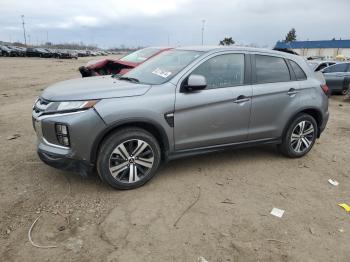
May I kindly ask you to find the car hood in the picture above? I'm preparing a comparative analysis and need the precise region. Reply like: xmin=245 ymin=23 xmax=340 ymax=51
xmin=41 ymin=76 xmax=151 ymax=101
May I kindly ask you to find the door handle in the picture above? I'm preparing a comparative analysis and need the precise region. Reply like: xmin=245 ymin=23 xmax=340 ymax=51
xmin=233 ymin=95 xmax=250 ymax=104
xmin=287 ymin=88 xmax=299 ymax=96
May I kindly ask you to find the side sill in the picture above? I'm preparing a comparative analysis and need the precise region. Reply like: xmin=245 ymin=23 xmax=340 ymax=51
xmin=166 ymin=138 xmax=281 ymax=161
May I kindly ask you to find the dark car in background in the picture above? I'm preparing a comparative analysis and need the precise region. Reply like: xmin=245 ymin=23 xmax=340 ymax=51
xmin=26 ymin=47 xmax=52 ymax=58
xmin=308 ymin=60 xmax=336 ymax=72
xmin=1 ymin=45 xmax=18 ymax=56
xmin=37 ymin=48 xmax=52 ymax=58
xmin=14 ymin=46 xmax=27 ymax=56
xmin=54 ymin=49 xmax=78 ymax=59
xmin=26 ymin=48 xmax=42 ymax=57
xmin=322 ymin=62 xmax=350 ymax=95
xmin=6 ymin=46 xmax=26 ymax=56
xmin=79 ymin=47 xmax=172 ymax=77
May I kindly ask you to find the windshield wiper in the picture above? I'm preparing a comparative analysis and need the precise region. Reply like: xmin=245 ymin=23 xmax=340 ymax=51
xmin=118 ymin=76 xmax=140 ymax=83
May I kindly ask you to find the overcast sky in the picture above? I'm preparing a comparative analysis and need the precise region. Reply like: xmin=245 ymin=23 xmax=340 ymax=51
xmin=0 ymin=0 xmax=349 ymax=48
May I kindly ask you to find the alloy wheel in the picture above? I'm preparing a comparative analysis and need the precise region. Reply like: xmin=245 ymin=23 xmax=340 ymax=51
xmin=290 ymin=120 xmax=315 ymax=153
xmin=109 ymin=139 xmax=154 ymax=183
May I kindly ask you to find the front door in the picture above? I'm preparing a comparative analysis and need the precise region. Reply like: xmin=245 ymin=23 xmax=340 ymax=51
xmin=174 ymin=53 xmax=252 ymax=150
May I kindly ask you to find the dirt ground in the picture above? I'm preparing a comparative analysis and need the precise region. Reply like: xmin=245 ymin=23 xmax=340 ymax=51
xmin=0 ymin=56 xmax=349 ymax=262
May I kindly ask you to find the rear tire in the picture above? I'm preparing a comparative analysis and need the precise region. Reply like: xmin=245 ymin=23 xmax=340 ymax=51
xmin=97 ymin=127 xmax=161 ymax=190
xmin=278 ymin=114 xmax=317 ymax=158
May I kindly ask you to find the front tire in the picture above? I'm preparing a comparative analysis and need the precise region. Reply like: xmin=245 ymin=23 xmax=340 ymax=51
xmin=97 ymin=128 xmax=161 ymax=190
xmin=278 ymin=114 xmax=317 ymax=158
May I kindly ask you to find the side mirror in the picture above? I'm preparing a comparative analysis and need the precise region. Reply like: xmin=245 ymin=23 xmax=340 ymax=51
xmin=183 ymin=74 xmax=207 ymax=92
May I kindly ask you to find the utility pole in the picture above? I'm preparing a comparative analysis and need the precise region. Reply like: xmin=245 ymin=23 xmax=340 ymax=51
xmin=201 ymin=19 xmax=206 ymax=45
xmin=46 ymin=31 xmax=49 ymax=43
xmin=21 ymin=15 xmax=27 ymax=46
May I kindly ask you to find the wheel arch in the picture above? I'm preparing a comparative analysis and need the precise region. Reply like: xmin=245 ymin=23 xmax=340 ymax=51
xmin=90 ymin=118 xmax=170 ymax=164
xmin=283 ymin=107 xmax=323 ymax=139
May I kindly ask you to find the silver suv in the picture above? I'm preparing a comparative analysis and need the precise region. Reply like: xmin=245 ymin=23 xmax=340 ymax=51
xmin=32 ymin=46 xmax=329 ymax=189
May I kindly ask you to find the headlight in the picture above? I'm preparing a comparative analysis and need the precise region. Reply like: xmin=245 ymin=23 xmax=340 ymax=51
xmin=46 ymin=100 xmax=99 ymax=113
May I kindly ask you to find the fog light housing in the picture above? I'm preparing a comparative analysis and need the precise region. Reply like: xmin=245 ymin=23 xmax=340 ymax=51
xmin=55 ymin=123 xmax=70 ymax=147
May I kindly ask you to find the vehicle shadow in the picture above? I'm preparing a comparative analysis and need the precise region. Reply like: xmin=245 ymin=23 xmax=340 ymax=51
xmin=158 ymin=144 xmax=282 ymax=177
xmin=52 ymin=144 xmax=282 ymax=190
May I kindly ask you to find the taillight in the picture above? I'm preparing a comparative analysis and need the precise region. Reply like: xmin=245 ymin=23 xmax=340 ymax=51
xmin=321 ymin=84 xmax=330 ymax=97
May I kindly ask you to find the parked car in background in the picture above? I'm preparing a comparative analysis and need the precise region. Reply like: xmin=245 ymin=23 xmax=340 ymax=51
xmin=14 ymin=46 xmax=27 ymax=56
xmin=77 ymin=50 xmax=89 ymax=57
xmin=5 ymin=46 xmax=26 ymax=56
xmin=308 ymin=60 xmax=336 ymax=71
xmin=1 ymin=45 xmax=17 ymax=56
xmin=79 ymin=47 xmax=172 ymax=77
xmin=69 ymin=50 xmax=78 ymax=59
xmin=26 ymin=48 xmax=42 ymax=57
xmin=52 ymin=49 xmax=75 ymax=59
xmin=322 ymin=62 xmax=350 ymax=95
xmin=37 ymin=48 xmax=52 ymax=58
xmin=33 ymin=46 xmax=329 ymax=190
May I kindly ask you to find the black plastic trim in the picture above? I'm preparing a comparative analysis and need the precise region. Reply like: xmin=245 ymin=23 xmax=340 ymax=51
xmin=167 ymin=138 xmax=281 ymax=161
xmin=38 ymin=150 xmax=93 ymax=177
xmin=90 ymin=118 xmax=170 ymax=163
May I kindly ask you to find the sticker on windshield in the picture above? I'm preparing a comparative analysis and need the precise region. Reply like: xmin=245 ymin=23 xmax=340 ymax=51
xmin=152 ymin=68 xmax=172 ymax=78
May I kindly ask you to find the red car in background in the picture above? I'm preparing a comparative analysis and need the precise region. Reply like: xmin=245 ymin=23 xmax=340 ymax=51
xmin=79 ymin=47 xmax=172 ymax=77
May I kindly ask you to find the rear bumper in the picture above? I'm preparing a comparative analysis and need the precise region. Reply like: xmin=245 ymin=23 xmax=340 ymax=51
xmin=319 ymin=111 xmax=329 ymax=137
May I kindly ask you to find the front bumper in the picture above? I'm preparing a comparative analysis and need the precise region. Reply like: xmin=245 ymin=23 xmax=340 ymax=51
xmin=38 ymin=150 xmax=93 ymax=176
xmin=33 ymin=108 xmax=106 ymax=176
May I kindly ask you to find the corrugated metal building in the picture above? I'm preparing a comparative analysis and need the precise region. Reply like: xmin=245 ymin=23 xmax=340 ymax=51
xmin=275 ymin=39 xmax=350 ymax=59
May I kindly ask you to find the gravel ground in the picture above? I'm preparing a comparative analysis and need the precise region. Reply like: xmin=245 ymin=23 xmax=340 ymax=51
xmin=0 ymin=56 xmax=349 ymax=262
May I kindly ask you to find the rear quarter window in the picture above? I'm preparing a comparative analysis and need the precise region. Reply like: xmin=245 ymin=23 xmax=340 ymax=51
xmin=255 ymin=55 xmax=291 ymax=84
xmin=289 ymin=60 xmax=307 ymax=80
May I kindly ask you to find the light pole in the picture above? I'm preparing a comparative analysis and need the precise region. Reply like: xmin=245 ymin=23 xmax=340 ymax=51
xmin=21 ymin=15 xmax=27 ymax=46
xmin=201 ymin=19 xmax=205 ymax=45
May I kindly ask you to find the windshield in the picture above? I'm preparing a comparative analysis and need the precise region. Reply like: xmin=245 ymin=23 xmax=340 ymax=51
xmin=122 ymin=50 xmax=203 ymax=85
xmin=120 ymin=48 xmax=162 ymax=63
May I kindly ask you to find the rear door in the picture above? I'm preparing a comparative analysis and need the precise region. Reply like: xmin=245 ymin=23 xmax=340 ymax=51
xmin=249 ymin=54 xmax=300 ymax=140
xmin=174 ymin=52 xmax=252 ymax=150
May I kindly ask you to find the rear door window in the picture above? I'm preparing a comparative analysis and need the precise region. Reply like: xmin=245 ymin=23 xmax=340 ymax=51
xmin=289 ymin=60 xmax=307 ymax=80
xmin=255 ymin=55 xmax=290 ymax=83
